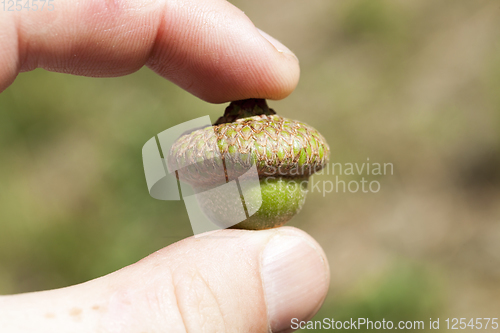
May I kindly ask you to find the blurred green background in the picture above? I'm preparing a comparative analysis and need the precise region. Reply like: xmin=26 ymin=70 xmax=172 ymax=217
xmin=1 ymin=0 xmax=500 ymax=331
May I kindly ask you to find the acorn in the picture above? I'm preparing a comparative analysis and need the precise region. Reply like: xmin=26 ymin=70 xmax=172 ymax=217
xmin=168 ymin=99 xmax=329 ymax=230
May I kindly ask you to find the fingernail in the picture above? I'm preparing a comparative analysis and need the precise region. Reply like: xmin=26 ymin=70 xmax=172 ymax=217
xmin=257 ymin=28 xmax=299 ymax=62
xmin=261 ymin=233 xmax=329 ymax=332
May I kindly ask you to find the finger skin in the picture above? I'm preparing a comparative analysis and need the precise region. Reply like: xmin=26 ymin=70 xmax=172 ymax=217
xmin=0 ymin=0 xmax=299 ymax=103
xmin=0 ymin=227 xmax=329 ymax=333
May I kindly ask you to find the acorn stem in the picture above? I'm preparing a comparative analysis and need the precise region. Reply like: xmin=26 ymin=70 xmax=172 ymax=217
xmin=214 ymin=99 xmax=276 ymax=125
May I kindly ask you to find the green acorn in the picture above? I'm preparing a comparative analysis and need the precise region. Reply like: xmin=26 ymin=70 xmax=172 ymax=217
xmin=168 ymin=99 xmax=329 ymax=230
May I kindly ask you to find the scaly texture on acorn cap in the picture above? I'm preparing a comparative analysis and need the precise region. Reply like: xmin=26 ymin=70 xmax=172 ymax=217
xmin=167 ymin=100 xmax=330 ymax=187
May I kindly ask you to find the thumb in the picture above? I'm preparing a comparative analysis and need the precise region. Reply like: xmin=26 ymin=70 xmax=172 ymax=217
xmin=0 ymin=227 xmax=329 ymax=333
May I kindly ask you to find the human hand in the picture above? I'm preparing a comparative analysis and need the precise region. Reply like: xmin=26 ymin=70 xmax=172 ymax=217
xmin=0 ymin=1 xmax=329 ymax=332
xmin=0 ymin=228 xmax=329 ymax=332
xmin=0 ymin=0 xmax=299 ymax=102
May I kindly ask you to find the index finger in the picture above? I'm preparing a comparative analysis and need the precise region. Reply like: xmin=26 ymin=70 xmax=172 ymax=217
xmin=0 ymin=0 xmax=299 ymax=103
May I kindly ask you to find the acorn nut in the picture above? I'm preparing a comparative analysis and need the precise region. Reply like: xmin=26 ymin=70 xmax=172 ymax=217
xmin=168 ymin=99 xmax=329 ymax=230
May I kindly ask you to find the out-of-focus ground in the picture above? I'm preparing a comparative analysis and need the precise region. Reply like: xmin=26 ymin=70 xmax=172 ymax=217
xmin=1 ymin=0 xmax=500 ymax=331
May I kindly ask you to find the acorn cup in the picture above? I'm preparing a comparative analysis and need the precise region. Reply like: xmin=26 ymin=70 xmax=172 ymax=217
xmin=167 ymin=99 xmax=330 ymax=230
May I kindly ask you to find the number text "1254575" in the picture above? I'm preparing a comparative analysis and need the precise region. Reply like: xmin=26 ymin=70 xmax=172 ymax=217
xmin=2 ymin=0 xmax=55 ymax=11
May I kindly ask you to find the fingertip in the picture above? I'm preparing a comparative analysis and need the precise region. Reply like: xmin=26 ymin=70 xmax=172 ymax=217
xmin=189 ymin=47 xmax=300 ymax=104
xmin=146 ymin=0 xmax=300 ymax=104
xmin=257 ymin=29 xmax=299 ymax=62
xmin=196 ymin=30 xmax=301 ymax=104
xmin=260 ymin=227 xmax=330 ymax=332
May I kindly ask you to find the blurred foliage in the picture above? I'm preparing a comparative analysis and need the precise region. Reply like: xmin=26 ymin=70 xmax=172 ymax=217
xmin=301 ymin=262 xmax=443 ymax=332
xmin=1 ymin=0 xmax=500 ymax=330
xmin=0 ymin=69 xmax=221 ymax=290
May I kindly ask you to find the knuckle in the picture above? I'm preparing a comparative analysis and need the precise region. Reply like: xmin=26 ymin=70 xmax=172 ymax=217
xmin=171 ymin=267 xmax=228 ymax=333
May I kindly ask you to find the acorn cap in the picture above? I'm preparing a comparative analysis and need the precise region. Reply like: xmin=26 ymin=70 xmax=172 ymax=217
xmin=167 ymin=99 xmax=330 ymax=187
